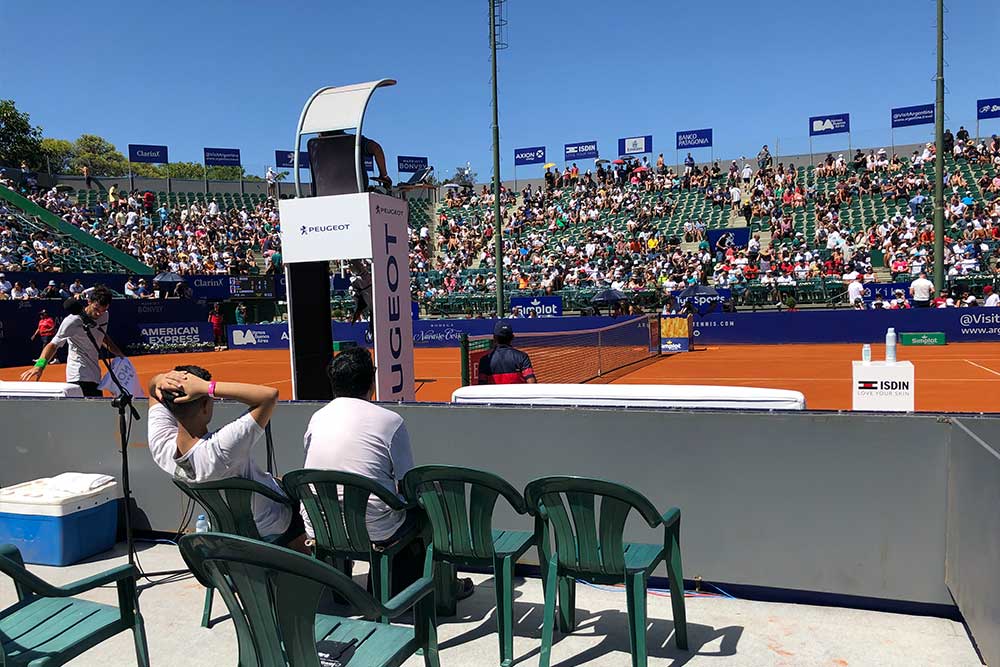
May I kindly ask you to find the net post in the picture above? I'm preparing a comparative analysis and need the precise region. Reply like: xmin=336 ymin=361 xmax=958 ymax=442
xmin=460 ymin=333 xmax=470 ymax=387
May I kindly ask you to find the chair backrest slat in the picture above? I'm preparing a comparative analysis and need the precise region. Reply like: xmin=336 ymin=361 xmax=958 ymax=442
xmin=597 ymin=496 xmax=630 ymax=573
xmin=538 ymin=493 xmax=579 ymax=568
xmin=566 ymin=492 xmax=601 ymax=572
xmin=468 ymin=486 xmax=501 ymax=559
xmin=174 ymin=480 xmax=265 ymax=541
xmin=440 ymin=480 xmax=473 ymax=556
xmin=417 ymin=485 xmax=454 ymax=555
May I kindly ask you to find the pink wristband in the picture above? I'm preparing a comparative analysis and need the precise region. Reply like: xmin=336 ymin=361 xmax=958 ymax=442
xmin=208 ymin=381 xmax=217 ymax=398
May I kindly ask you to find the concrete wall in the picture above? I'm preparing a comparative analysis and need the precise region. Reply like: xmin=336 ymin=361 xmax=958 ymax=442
xmin=0 ymin=398 xmax=956 ymax=607
xmin=946 ymin=418 xmax=1000 ymax=666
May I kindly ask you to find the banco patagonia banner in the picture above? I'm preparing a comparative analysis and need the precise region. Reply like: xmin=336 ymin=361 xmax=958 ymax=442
xmin=274 ymin=150 xmax=311 ymax=169
xmin=203 ymin=147 xmax=241 ymax=167
xmin=676 ymin=129 xmax=713 ymax=150
xmin=618 ymin=135 xmax=653 ymax=156
xmin=564 ymin=141 xmax=599 ymax=161
xmin=397 ymin=156 xmax=428 ymax=173
xmin=891 ymin=104 xmax=934 ymax=129
xmin=510 ymin=296 xmax=563 ymax=317
xmin=514 ymin=146 xmax=546 ymax=166
xmin=977 ymin=97 xmax=1000 ymax=120
xmin=139 ymin=322 xmax=213 ymax=346
xmin=809 ymin=113 xmax=850 ymax=137
xmin=128 ymin=144 xmax=168 ymax=164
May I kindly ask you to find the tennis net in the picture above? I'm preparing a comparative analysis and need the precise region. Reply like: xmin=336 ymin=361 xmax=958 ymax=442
xmin=460 ymin=314 xmax=660 ymax=386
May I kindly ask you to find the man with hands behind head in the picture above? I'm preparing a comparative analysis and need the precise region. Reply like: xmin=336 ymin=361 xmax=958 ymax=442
xmin=147 ymin=366 xmax=306 ymax=550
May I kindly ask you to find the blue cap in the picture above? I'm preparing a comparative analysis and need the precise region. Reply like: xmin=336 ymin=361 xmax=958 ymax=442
xmin=494 ymin=321 xmax=514 ymax=337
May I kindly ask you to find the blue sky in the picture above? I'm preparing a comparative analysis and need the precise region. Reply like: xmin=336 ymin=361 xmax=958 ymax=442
xmin=4 ymin=1 xmax=999 ymax=181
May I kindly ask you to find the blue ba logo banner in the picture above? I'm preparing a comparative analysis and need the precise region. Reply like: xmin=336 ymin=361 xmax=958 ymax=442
xmin=203 ymin=147 xmax=241 ymax=167
xmin=128 ymin=144 xmax=169 ymax=164
xmin=809 ymin=113 xmax=850 ymax=136
xmin=564 ymin=141 xmax=599 ymax=161
xmin=977 ymin=98 xmax=1000 ymax=120
xmin=618 ymin=135 xmax=653 ymax=155
xmin=510 ymin=296 xmax=563 ymax=318
xmin=514 ymin=146 xmax=546 ymax=166
xmin=676 ymin=128 xmax=713 ymax=150
xmin=227 ymin=323 xmax=289 ymax=349
xmin=891 ymin=104 xmax=934 ymax=129
xmin=397 ymin=156 xmax=428 ymax=173
xmin=706 ymin=227 xmax=751 ymax=250
xmin=139 ymin=322 xmax=213 ymax=346
xmin=274 ymin=150 xmax=310 ymax=169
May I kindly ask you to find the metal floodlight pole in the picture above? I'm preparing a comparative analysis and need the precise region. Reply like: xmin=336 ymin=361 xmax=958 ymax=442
xmin=933 ymin=0 xmax=945 ymax=293
xmin=490 ymin=0 xmax=504 ymax=317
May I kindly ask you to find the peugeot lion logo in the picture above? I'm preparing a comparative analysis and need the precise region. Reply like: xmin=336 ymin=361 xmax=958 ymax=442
xmin=300 ymin=225 xmax=307 ymax=235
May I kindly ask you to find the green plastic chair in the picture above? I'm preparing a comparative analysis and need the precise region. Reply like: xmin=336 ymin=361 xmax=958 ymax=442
xmin=282 ymin=469 xmax=424 ymax=623
xmin=179 ymin=533 xmax=439 ymax=667
xmin=0 ymin=544 xmax=149 ymax=666
xmin=524 ymin=476 xmax=688 ymax=667
xmin=403 ymin=465 xmax=536 ymax=667
xmin=173 ymin=477 xmax=301 ymax=627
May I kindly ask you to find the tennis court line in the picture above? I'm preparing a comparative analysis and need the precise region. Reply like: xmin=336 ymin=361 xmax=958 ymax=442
xmin=964 ymin=360 xmax=1000 ymax=377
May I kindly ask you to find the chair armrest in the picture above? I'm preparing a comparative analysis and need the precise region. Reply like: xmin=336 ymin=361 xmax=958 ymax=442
xmin=660 ymin=508 xmax=680 ymax=529
xmin=380 ymin=575 xmax=435 ymax=618
xmin=54 ymin=565 xmax=138 ymax=598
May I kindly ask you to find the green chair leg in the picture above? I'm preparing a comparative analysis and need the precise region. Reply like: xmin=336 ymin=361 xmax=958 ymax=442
xmin=493 ymin=555 xmax=514 ymax=667
xmin=557 ymin=575 xmax=576 ymax=633
xmin=434 ymin=562 xmax=457 ymax=617
xmin=416 ymin=594 xmax=440 ymax=667
xmin=665 ymin=528 xmax=688 ymax=650
xmin=201 ymin=587 xmax=214 ymax=628
xmin=377 ymin=554 xmax=392 ymax=624
xmin=626 ymin=572 xmax=648 ymax=667
xmin=539 ymin=557 xmax=559 ymax=667
xmin=133 ymin=607 xmax=150 ymax=667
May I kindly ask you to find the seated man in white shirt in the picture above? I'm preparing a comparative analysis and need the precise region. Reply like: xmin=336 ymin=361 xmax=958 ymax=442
xmin=303 ymin=348 xmax=472 ymax=599
xmin=147 ymin=365 xmax=306 ymax=550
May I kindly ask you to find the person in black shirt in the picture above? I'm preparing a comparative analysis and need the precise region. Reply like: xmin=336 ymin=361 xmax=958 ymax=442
xmin=477 ymin=322 xmax=537 ymax=385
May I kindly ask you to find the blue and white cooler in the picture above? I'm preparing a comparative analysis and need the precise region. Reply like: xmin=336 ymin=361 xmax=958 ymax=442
xmin=0 ymin=474 xmax=119 ymax=566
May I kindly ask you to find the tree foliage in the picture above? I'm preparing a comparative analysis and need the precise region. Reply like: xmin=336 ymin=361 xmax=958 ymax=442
xmin=0 ymin=100 xmax=44 ymax=169
xmin=444 ymin=164 xmax=477 ymax=187
xmin=40 ymin=138 xmax=74 ymax=173
xmin=71 ymin=134 xmax=129 ymax=176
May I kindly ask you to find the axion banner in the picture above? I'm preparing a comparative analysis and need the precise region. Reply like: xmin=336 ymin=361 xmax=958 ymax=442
xmin=514 ymin=146 xmax=546 ymax=166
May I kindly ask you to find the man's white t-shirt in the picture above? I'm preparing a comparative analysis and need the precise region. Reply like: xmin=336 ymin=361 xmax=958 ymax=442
xmin=147 ymin=404 xmax=292 ymax=538
xmin=910 ymin=277 xmax=934 ymax=301
xmin=986 ymin=293 xmax=1000 ymax=307
xmin=51 ymin=312 xmax=108 ymax=383
xmin=847 ymin=280 xmax=864 ymax=304
xmin=302 ymin=397 xmax=414 ymax=541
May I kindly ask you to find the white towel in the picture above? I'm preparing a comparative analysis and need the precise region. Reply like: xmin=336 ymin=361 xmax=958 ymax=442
xmin=98 ymin=357 xmax=145 ymax=398
xmin=46 ymin=473 xmax=116 ymax=495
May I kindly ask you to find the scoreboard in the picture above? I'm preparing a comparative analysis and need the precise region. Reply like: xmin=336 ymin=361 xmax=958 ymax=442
xmin=228 ymin=276 xmax=274 ymax=299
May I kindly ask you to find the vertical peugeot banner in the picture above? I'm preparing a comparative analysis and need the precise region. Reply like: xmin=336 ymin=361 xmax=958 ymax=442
xmin=370 ymin=194 xmax=415 ymax=401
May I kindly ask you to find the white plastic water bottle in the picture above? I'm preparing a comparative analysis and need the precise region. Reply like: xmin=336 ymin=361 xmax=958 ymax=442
xmin=885 ymin=328 xmax=897 ymax=364
xmin=195 ymin=514 xmax=210 ymax=534
xmin=862 ymin=344 xmax=872 ymax=364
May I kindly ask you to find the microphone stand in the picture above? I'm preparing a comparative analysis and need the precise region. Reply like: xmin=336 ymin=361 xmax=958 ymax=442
xmin=80 ymin=320 xmax=187 ymax=585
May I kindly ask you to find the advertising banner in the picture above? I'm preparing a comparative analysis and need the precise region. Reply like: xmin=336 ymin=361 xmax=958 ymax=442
xmin=139 ymin=322 xmax=214 ymax=346
xmin=364 ymin=155 xmax=374 ymax=171
xmin=274 ymin=150 xmax=311 ymax=169
xmin=278 ymin=193 xmax=374 ymax=263
xmin=660 ymin=315 xmax=692 ymax=353
xmin=706 ymin=228 xmax=751 ymax=251
xmin=369 ymin=193 xmax=415 ymax=401
xmin=692 ymin=309 xmax=1000 ymax=345
xmin=673 ymin=287 xmax=731 ymax=315
xmin=203 ymin=147 xmax=241 ymax=167
xmin=564 ymin=141 xmax=599 ymax=161
xmin=510 ymin=296 xmax=563 ymax=318
xmin=514 ymin=146 xmax=546 ymax=166
xmin=128 ymin=144 xmax=169 ymax=164
xmin=891 ymin=104 xmax=934 ymax=129
xmin=618 ymin=135 xmax=653 ymax=155
xmin=809 ymin=113 xmax=850 ymax=136
xmin=977 ymin=98 xmax=1000 ymax=120
xmin=226 ymin=323 xmax=289 ymax=349
xmin=397 ymin=156 xmax=428 ymax=173
xmin=676 ymin=128 xmax=713 ymax=150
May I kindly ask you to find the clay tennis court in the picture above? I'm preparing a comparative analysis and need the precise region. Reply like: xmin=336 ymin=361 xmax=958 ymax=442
xmin=4 ymin=342 xmax=999 ymax=412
